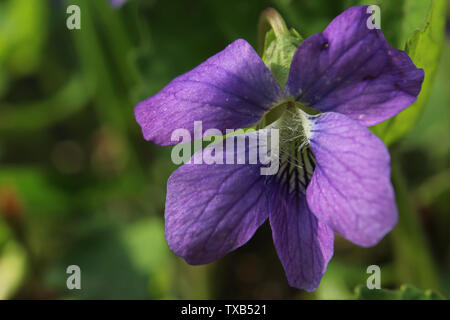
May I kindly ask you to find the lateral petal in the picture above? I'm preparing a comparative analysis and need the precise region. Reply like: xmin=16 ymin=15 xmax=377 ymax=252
xmin=306 ymin=112 xmax=397 ymax=246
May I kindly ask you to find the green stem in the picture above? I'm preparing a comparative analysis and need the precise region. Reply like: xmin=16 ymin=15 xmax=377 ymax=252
xmin=390 ymin=158 xmax=440 ymax=291
xmin=258 ymin=8 xmax=289 ymax=55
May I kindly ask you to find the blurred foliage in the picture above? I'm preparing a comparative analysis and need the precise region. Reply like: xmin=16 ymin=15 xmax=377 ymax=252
xmin=0 ymin=0 xmax=448 ymax=299
xmin=355 ymin=284 xmax=444 ymax=300
xmin=0 ymin=218 xmax=27 ymax=299
xmin=0 ymin=0 xmax=48 ymax=89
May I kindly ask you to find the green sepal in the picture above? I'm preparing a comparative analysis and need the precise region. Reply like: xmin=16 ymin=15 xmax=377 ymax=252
xmin=262 ymin=28 xmax=303 ymax=89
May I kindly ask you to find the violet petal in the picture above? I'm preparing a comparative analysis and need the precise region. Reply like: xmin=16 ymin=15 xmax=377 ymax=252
xmin=285 ymin=5 xmax=424 ymax=126
xmin=135 ymin=39 xmax=283 ymax=146
xmin=269 ymin=190 xmax=334 ymax=291
xmin=165 ymin=131 xmax=270 ymax=264
xmin=306 ymin=112 xmax=397 ymax=246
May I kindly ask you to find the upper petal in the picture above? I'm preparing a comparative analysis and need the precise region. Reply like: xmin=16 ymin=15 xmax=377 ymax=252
xmin=306 ymin=112 xmax=397 ymax=247
xmin=165 ymin=131 xmax=271 ymax=264
xmin=269 ymin=189 xmax=334 ymax=291
xmin=135 ymin=39 xmax=283 ymax=146
xmin=285 ymin=5 xmax=424 ymax=126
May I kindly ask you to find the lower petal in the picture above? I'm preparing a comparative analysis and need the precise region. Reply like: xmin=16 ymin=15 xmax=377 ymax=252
xmin=269 ymin=187 xmax=334 ymax=291
xmin=306 ymin=112 xmax=398 ymax=247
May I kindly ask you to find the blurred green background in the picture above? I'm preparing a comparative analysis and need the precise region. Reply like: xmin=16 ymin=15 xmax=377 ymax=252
xmin=0 ymin=0 xmax=448 ymax=299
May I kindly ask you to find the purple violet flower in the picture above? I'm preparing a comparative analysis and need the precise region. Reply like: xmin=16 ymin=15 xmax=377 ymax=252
xmin=134 ymin=6 xmax=424 ymax=291
xmin=110 ymin=0 xmax=127 ymax=8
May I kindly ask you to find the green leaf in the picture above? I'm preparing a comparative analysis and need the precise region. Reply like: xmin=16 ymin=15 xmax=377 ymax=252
xmin=355 ymin=284 xmax=445 ymax=300
xmin=369 ymin=0 xmax=446 ymax=145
